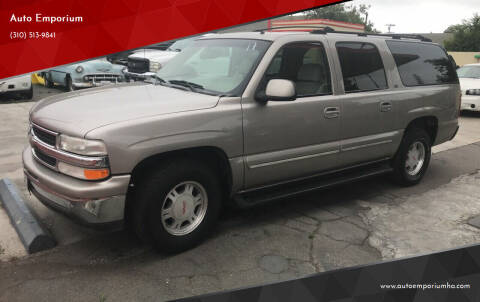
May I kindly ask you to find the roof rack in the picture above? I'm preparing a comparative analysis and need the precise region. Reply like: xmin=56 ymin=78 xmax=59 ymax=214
xmin=310 ymin=27 xmax=432 ymax=42
xmin=254 ymin=25 xmax=333 ymax=32
xmin=253 ymin=25 xmax=432 ymax=42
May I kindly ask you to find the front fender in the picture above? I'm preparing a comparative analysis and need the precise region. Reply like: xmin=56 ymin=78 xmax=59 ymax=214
xmin=85 ymin=97 xmax=244 ymax=175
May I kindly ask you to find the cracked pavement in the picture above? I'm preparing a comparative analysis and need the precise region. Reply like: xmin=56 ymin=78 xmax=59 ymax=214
xmin=1 ymin=92 xmax=480 ymax=301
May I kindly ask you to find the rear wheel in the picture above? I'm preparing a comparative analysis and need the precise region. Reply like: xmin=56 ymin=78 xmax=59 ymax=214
xmin=391 ymin=128 xmax=431 ymax=186
xmin=132 ymin=159 xmax=222 ymax=253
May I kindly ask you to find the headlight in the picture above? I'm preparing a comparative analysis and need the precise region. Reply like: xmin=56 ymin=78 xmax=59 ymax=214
xmin=58 ymin=161 xmax=110 ymax=180
xmin=466 ymin=89 xmax=480 ymax=96
xmin=149 ymin=61 xmax=162 ymax=72
xmin=59 ymin=134 xmax=107 ymax=156
xmin=75 ymin=66 xmax=84 ymax=73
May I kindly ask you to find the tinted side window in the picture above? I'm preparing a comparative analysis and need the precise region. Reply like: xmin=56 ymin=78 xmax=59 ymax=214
xmin=336 ymin=42 xmax=388 ymax=93
xmin=386 ymin=41 xmax=458 ymax=86
xmin=258 ymin=42 xmax=332 ymax=97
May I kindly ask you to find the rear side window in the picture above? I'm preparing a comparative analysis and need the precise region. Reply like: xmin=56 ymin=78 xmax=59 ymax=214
xmin=336 ymin=42 xmax=388 ymax=93
xmin=386 ymin=41 xmax=458 ymax=86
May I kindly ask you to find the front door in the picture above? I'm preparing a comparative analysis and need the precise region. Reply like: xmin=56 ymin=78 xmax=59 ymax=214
xmin=242 ymin=40 xmax=341 ymax=189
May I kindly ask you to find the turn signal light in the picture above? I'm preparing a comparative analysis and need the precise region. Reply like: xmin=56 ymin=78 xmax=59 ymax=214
xmin=57 ymin=161 xmax=110 ymax=180
xmin=84 ymin=169 xmax=110 ymax=180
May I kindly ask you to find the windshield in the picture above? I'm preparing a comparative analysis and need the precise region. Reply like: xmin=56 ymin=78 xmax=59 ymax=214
xmin=167 ymin=38 xmax=196 ymax=52
xmin=156 ymin=39 xmax=271 ymax=95
xmin=457 ymin=65 xmax=480 ymax=78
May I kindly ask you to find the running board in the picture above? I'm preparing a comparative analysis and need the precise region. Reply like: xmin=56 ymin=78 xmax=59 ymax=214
xmin=233 ymin=162 xmax=393 ymax=208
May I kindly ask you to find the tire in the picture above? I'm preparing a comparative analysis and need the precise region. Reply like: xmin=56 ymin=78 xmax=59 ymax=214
xmin=22 ymin=85 xmax=33 ymax=100
xmin=132 ymin=159 xmax=222 ymax=253
xmin=65 ymin=76 xmax=75 ymax=92
xmin=44 ymin=75 xmax=54 ymax=88
xmin=391 ymin=127 xmax=431 ymax=186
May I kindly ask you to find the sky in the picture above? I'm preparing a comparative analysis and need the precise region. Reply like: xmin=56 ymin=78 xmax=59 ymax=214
xmin=347 ymin=0 xmax=478 ymax=33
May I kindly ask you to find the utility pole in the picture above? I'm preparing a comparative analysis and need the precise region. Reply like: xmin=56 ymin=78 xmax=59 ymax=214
xmin=385 ymin=24 xmax=396 ymax=33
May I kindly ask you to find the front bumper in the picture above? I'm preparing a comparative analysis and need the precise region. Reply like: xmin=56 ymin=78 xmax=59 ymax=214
xmin=461 ymin=95 xmax=480 ymax=111
xmin=123 ymin=70 xmax=155 ymax=80
xmin=0 ymin=82 xmax=31 ymax=94
xmin=72 ymin=82 xmax=97 ymax=89
xmin=72 ymin=81 xmax=122 ymax=89
xmin=23 ymin=146 xmax=131 ymax=227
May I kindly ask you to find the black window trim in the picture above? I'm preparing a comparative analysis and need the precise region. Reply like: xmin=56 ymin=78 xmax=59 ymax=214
xmin=256 ymin=40 xmax=334 ymax=99
xmin=385 ymin=39 xmax=459 ymax=88
xmin=335 ymin=41 xmax=390 ymax=94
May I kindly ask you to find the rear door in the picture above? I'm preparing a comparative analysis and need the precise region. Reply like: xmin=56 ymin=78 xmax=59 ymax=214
xmin=329 ymin=39 xmax=399 ymax=167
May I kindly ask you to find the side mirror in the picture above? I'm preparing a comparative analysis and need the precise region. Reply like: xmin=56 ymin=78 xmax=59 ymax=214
xmin=263 ymin=79 xmax=296 ymax=102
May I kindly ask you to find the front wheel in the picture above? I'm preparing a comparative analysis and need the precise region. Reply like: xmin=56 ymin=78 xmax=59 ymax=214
xmin=132 ymin=159 xmax=222 ymax=253
xmin=391 ymin=128 xmax=431 ymax=186
xmin=44 ymin=74 xmax=54 ymax=88
xmin=65 ymin=76 xmax=75 ymax=92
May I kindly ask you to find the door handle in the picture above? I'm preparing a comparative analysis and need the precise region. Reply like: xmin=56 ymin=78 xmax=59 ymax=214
xmin=380 ymin=102 xmax=392 ymax=112
xmin=324 ymin=107 xmax=340 ymax=119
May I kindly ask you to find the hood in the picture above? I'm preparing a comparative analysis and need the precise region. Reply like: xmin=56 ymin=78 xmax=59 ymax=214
xmin=30 ymin=83 xmax=220 ymax=137
xmin=129 ymin=50 xmax=178 ymax=63
xmin=71 ymin=59 xmax=114 ymax=71
xmin=459 ymin=78 xmax=480 ymax=93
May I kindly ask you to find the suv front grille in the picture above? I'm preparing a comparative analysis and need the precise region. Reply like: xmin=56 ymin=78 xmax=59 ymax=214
xmin=128 ymin=57 xmax=149 ymax=73
xmin=32 ymin=125 xmax=57 ymax=146
xmin=33 ymin=147 xmax=57 ymax=167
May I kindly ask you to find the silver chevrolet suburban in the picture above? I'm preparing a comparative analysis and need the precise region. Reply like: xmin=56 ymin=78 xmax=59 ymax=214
xmin=23 ymin=30 xmax=461 ymax=252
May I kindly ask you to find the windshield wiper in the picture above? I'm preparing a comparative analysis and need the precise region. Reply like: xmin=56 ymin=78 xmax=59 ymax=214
xmin=168 ymin=80 xmax=204 ymax=91
xmin=150 ymin=74 xmax=167 ymax=84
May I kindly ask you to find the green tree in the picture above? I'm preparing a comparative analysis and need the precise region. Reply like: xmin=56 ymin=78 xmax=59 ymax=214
xmin=303 ymin=3 xmax=377 ymax=32
xmin=444 ymin=14 xmax=480 ymax=51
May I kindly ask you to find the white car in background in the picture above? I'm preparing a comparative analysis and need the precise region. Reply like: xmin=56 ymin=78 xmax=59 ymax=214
xmin=0 ymin=74 xmax=32 ymax=100
xmin=458 ymin=63 xmax=480 ymax=112
xmin=124 ymin=35 xmax=211 ymax=81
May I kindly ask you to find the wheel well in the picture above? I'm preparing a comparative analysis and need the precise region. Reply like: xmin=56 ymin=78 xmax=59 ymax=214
xmin=405 ymin=116 xmax=438 ymax=144
xmin=125 ymin=147 xmax=233 ymax=221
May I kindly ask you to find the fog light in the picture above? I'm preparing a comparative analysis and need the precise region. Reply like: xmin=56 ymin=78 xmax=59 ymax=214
xmin=84 ymin=199 xmax=102 ymax=216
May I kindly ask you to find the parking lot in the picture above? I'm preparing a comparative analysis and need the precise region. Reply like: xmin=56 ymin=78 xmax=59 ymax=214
xmin=1 ymin=84 xmax=480 ymax=301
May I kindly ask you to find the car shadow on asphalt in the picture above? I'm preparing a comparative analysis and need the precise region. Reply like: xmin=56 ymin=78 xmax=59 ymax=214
xmin=35 ymin=174 xmax=395 ymax=264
